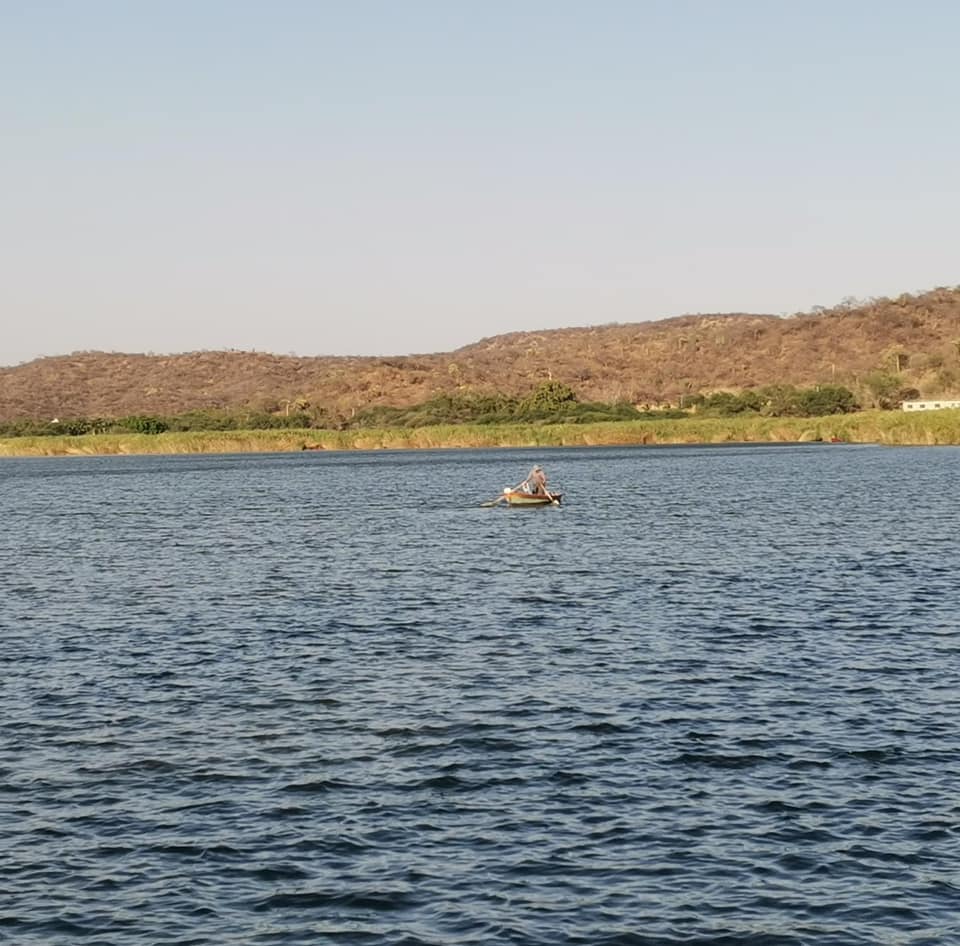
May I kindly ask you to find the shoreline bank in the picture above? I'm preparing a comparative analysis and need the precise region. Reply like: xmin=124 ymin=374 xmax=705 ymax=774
xmin=1 ymin=411 xmax=959 ymax=457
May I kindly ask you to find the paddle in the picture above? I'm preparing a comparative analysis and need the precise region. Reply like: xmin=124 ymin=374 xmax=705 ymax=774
xmin=480 ymin=492 xmax=507 ymax=507
xmin=482 ymin=478 xmax=524 ymax=507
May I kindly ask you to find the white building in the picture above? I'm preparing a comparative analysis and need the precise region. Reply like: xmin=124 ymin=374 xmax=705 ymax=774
xmin=902 ymin=400 xmax=960 ymax=412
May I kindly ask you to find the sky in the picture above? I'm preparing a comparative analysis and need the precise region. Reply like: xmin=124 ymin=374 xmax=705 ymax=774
xmin=3 ymin=1 xmax=959 ymax=366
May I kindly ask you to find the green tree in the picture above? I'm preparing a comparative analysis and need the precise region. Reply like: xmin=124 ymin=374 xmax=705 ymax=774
xmin=862 ymin=372 xmax=901 ymax=409
xmin=116 ymin=415 xmax=169 ymax=434
xmin=757 ymin=384 xmax=803 ymax=416
xmin=701 ymin=391 xmax=751 ymax=415
xmin=795 ymin=385 xmax=858 ymax=416
xmin=520 ymin=381 xmax=578 ymax=414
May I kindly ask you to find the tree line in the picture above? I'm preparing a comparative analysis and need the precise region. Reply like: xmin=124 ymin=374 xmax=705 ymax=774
xmin=0 ymin=381 xmax=866 ymax=438
xmin=687 ymin=384 xmax=859 ymax=416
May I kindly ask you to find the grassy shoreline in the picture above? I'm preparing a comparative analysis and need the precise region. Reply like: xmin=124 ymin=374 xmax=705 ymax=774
xmin=1 ymin=410 xmax=959 ymax=457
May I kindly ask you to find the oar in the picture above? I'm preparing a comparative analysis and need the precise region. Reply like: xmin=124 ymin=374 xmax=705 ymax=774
xmin=482 ymin=481 xmax=524 ymax=507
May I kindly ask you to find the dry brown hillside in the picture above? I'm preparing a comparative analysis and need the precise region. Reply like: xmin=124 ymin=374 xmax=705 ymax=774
xmin=2 ymin=287 xmax=959 ymax=422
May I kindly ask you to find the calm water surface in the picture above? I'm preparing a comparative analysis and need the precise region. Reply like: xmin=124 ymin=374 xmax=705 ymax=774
xmin=1 ymin=444 xmax=958 ymax=945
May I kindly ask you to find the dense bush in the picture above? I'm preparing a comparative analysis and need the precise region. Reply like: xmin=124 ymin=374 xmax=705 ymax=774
xmin=0 ymin=381 xmax=864 ymax=440
xmin=697 ymin=384 xmax=859 ymax=417
xmin=794 ymin=385 xmax=859 ymax=416
xmin=520 ymin=381 xmax=578 ymax=413
xmin=113 ymin=415 xmax=169 ymax=434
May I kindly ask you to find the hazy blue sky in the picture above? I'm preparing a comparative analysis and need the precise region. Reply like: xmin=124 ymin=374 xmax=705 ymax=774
xmin=3 ymin=1 xmax=958 ymax=365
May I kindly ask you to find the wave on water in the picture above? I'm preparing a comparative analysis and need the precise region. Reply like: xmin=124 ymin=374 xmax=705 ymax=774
xmin=2 ymin=446 xmax=959 ymax=945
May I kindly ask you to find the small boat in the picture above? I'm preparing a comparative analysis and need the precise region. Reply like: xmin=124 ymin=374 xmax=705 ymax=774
xmin=502 ymin=489 xmax=561 ymax=506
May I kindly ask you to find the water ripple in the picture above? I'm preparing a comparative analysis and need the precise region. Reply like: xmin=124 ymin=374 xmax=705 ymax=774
xmin=2 ymin=446 xmax=959 ymax=945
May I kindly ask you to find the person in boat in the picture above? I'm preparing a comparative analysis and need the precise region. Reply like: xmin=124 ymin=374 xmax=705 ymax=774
xmin=519 ymin=464 xmax=549 ymax=495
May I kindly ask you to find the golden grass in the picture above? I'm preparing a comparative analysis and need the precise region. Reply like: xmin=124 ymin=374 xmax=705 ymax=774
xmin=3 ymin=410 xmax=960 ymax=457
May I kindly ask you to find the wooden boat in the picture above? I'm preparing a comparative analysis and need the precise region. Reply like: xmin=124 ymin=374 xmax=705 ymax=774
xmin=502 ymin=489 xmax=561 ymax=506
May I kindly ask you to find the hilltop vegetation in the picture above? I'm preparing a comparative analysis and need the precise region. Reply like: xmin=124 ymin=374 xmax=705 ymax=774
xmin=2 ymin=287 xmax=959 ymax=424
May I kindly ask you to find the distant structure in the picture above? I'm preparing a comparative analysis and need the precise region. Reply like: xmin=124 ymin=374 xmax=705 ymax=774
xmin=901 ymin=400 xmax=960 ymax=412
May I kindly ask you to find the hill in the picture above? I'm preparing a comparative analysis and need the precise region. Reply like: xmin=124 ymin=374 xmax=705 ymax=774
xmin=2 ymin=287 xmax=959 ymax=423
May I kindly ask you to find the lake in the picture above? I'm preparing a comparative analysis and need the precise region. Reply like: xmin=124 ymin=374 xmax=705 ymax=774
xmin=2 ymin=443 xmax=958 ymax=945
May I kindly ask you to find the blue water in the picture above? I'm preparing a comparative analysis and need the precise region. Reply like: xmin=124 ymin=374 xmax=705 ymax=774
xmin=2 ymin=443 xmax=958 ymax=945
